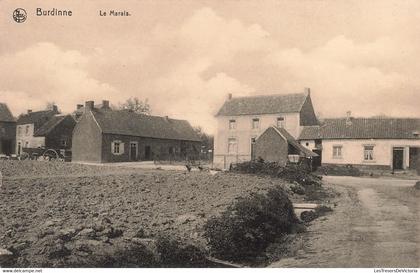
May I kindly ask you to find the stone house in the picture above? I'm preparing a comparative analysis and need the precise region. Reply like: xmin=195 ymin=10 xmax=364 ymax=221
xmin=254 ymin=126 xmax=318 ymax=166
xmin=299 ymin=115 xmax=420 ymax=171
xmin=72 ymin=101 xmax=201 ymax=163
xmin=0 ymin=103 xmax=16 ymax=156
xmin=213 ymin=88 xmax=319 ymax=169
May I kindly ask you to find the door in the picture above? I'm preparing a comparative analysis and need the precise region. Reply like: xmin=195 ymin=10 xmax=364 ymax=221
xmin=145 ymin=146 xmax=152 ymax=160
xmin=393 ymin=148 xmax=404 ymax=170
xmin=129 ymin=142 xmax=138 ymax=161
xmin=250 ymin=137 xmax=256 ymax=160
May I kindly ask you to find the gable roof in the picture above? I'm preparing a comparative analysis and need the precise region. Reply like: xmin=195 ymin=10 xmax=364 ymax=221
xmin=34 ymin=115 xmax=68 ymax=137
xmin=17 ymin=109 xmax=59 ymax=129
xmin=216 ymin=92 xmax=308 ymax=116
xmin=90 ymin=109 xmax=201 ymax=142
xmin=260 ymin=126 xmax=318 ymax=157
xmin=299 ymin=118 xmax=420 ymax=140
xmin=0 ymin=103 xmax=15 ymax=122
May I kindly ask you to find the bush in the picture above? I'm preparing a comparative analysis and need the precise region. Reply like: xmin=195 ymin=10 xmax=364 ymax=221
xmin=230 ymin=161 xmax=322 ymax=187
xmin=203 ymin=186 xmax=299 ymax=262
xmin=317 ymin=164 xmax=362 ymax=176
xmin=155 ymin=236 xmax=208 ymax=267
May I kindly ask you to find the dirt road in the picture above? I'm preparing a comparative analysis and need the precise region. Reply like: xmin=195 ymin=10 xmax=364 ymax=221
xmin=270 ymin=176 xmax=419 ymax=268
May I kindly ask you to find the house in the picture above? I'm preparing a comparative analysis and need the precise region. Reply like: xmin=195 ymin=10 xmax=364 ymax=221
xmin=213 ymin=88 xmax=319 ymax=169
xmin=0 ymin=103 xmax=16 ymax=156
xmin=254 ymin=126 xmax=318 ymax=167
xmin=72 ymin=101 xmax=201 ymax=163
xmin=299 ymin=114 xmax=420 ymax=171
xmin=15 ymin=106 xmax=60 ymax=154
xmin=33 ymin=114 xmax=77 ymax=151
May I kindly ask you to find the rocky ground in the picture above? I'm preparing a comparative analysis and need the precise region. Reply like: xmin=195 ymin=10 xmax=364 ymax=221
xmin=0 ymin=161 xmax=309 ymax=267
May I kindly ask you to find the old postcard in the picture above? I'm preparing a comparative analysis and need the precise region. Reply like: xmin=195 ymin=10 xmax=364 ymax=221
xmin=0 ymin=0 xmax=419 ymax=271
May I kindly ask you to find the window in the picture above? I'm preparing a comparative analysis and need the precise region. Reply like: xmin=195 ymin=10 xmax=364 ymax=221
xmin=364 ymin=145 xmax=374 ymax=161
xmin=229 ymin=119 xmax=236 ymax=130
xmin=17 ymin=126 xmax=22 ymax=136
xmin=277 ymin=117 xmax=285 ymax=128
xmin=25 ymin=141 xmax=29 ymax=148
xmin=333 ymin=146 xmax=342 ymax=158
xmin=252 ymin=118 xmax=260 ymax=129
xmin=25 ymin=125 xmax=30 ymax=136
xmin=111 ymin=140 xmax=124 ymax=155
xmin=228 ymin=138 xmax=237 ymax=154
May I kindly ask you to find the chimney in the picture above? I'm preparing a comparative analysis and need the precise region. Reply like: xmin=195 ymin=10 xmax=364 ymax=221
xmin=27 ymin=109 xmax=32 ymax=114
xmin=76 ymin=104 xmax=83 ymax=110
xmin=52 ymin=105 xmax=58 ymax=113
xmin=85 ymin=101 xmax=94 ymax=112
xmin=102 ymin=100 xmax=110 ymax=109
xmin=304 ymin=87 xmax=311 ymax=96
xmin=346 ymin=111 xmax=352 ymax=126
xmin=228 ymin=93 xmax=233 ymax=100
xmin=164 ymin=115 xmax=169 ymax=122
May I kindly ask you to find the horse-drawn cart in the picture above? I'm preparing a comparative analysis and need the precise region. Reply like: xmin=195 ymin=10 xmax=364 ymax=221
xmin=21 ymin=147 xmax=71 ymax=161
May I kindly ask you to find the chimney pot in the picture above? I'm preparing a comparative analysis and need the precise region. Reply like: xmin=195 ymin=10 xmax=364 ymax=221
xmin=102 ymin=100 xmax=110 ymax=109
xmin=228 ymin=93 xmax=233 ymax=100
xmin=85 ymin=101 xmax=94 ymax=112
xmin=27 ymin=109 xmax=32 ymax=114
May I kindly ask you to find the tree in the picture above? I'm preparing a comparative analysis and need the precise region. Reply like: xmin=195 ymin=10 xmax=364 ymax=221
xmin=193 ymin=126 xmax=214 ymax=153
xmin=119 ymin=97 xmax=151 ymax=115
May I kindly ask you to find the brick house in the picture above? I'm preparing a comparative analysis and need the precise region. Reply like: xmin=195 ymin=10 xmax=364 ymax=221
xmin=72 ymin=101 xmax=201 ymax=163
xmin=33 ymin=114 xmax=77 ymax=151
xmin=299 ymin=115 xmax=420 ymax=171
xmin=255 ymin=126 xmax=318 ymax=166
xmin=15 ymin=106 xmax=75 ymax=155
xmin=213 ymin=88 xmax=319 ymax=169
xmin=0 ymin=103 xmax=16 ymax=156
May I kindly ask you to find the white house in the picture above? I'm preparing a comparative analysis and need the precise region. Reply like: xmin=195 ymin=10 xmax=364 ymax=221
xmin=299 ymin=115 xmax=420 ymax=171
xmin=213 ymin=88 xmax=319 ymax=169
xmin=15 ymin=106 xmax=59 ymax=154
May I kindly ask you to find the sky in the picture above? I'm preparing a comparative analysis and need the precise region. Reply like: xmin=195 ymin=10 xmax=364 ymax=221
xmin=1 ymin=0 xmax=420 ymax=133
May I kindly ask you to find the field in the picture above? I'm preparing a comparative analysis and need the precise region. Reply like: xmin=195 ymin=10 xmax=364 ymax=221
xmin=0 ymin=161 xmax=300 ymax=267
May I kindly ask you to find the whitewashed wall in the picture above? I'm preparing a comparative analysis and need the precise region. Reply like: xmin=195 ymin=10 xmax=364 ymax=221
xmin=214 ymin=112 xmax=301 ymax=168
xmin=322 ymin=139 xmax=420 ymax=169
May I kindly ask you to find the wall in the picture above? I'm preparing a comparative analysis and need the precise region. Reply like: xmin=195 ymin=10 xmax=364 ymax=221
xmin=45 ymin=116 xmax=77 ymax=150
xmin=300 ymin=96 xmax=319 ymax=126
xmin=0 ymin=121 xmax=16 ymax=154
xmin=71 ymin=111 xmax=102 ymax=163
xmin=16 ymin=124 xmax=45 ymax=153
xmin=321 ymin=139 xmax=420 ymax=169
xmin=101 ymin=134 xmax=200 ymax=163
xmin=214 ymin=112 xmax=300 ymax=168
xmin=254 ymin=127 xmax=288 ymax=166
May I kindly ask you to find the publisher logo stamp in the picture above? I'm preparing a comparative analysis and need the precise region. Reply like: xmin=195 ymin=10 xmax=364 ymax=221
xmin=13 ymin=8 xmax=27 ymax=23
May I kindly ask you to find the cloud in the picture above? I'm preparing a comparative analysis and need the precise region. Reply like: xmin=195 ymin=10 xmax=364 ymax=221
xmin=1 ymin=6 xmax=419 ymax=134
xmin=0 ymin=42 xmax=119 ymax=115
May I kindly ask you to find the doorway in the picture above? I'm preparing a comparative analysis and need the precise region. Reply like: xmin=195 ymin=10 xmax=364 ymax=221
xmin=129 ymin=142 xmax=138 ymax=161
xmin=392 ymin=148 xmax=404 ymax=170
xmin=145 ymin=146 xmax=152 ymax=160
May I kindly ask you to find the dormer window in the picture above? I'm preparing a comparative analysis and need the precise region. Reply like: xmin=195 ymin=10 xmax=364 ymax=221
xmin=229 ymin=119 xmax=236 ymax=130
xmin=252 ymin=118 xmax=260 ymax=129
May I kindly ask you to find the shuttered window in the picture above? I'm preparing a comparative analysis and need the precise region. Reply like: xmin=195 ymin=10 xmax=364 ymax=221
xmin=111 ymin=140 xmax=124 ymax=155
